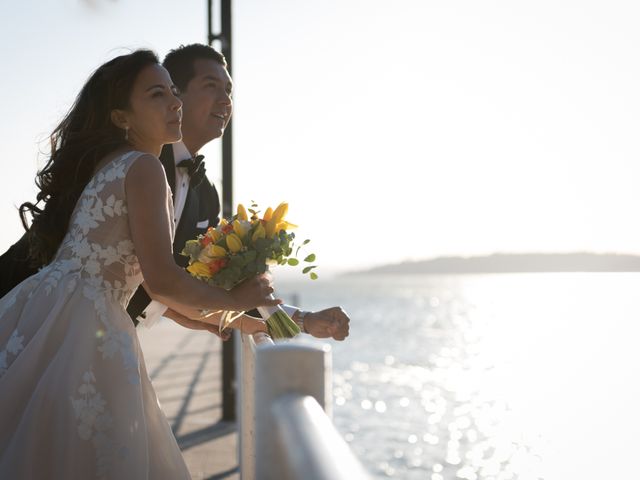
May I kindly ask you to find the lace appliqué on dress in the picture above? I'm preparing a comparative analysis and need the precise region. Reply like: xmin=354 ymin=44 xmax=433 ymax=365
xmin=0 ymin=329 xmax=25 ymax=377
xmin=42 ymin=156 xmax=142 ymax=385
xmin=70 ymin=369 xmax=128 ymax=480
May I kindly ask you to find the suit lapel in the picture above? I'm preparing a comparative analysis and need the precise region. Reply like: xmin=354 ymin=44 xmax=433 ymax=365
xmin=159 ymin=144 xmax=176 ymax=194
xmin=176 ymin=177 xmax=198 ymax=239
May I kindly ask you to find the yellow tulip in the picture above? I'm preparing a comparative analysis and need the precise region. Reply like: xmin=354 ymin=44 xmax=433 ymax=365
xmin=263 ymin=207 xmax=273 ymax=221
xmin=187 ymin=261 xmax=211 ymax=278
xmin=265 ymin=217 xmax=277 ymax=238
xmin=206 ymin=228 xmax=221 ymax=242
xmin=208 ymin=244 xmax=228 ymax=257
xmin=277 ymin=221 xmax=298 ymax=231
xmin=226 ymin=233 xmax=243 ymax=253
xmin=237 ymin=204 xmax=248 ymax=221
xmin=272 ymin=202 xmax=289 ymax=223
xmin=252 ymin=223 xmax=266 ymax=242
xmin=199 ymin=243 xmax=226 ymax=263
xmin=233 ymin=220 xmax=248 ymax=238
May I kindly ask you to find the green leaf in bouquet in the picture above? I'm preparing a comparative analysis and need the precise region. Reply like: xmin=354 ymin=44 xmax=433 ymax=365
xmin=256 ymin=263 xmax=268 ymax=274
xmin=303 ymin=239 xmax=311 ymax=245
xmin=244 ymin=261 xmax=258 ymax=274
xmin=304 ymin=253 xmax=316 ymax=262
xmin=256 ymin=252 xmax=268 ymax=265
xmin=226 ymin=280 xmax=238 ymax=290
xmin=310 ymin=272 xmax=318 ymax=280
xmin=228 ymin=256 xmax=244 ymax=269
xmin=302 ymin=265 xmax=317 ymax=274
xmin=255 ymin=238 xmax=272 ymax=251
xmin=287 ymin=258 xmax=299 ymax=266
xmin=227 ymin=266 xmax=242 ymax=279
xmin=240 ymin=252 xmax=256 ymax=267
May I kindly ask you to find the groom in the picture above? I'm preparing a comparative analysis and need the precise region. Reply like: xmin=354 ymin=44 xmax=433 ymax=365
xmin=142 ymin=44 xmax=349 ymax=340
xmin=0 ymin=44 xmax=349 ymax=341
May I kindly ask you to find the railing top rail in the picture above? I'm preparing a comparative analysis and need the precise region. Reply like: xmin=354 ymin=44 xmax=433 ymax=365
xmin=272 ymin=394 xmax=371 ymax=480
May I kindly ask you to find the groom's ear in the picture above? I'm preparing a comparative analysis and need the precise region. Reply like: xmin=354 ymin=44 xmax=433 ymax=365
xmin=110 ymin=109 xmax=128 ymax=130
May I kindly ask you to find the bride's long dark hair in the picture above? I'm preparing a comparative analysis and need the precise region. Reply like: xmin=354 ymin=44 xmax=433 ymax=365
xmin=20 ymin=49 xmax=159 ymax=266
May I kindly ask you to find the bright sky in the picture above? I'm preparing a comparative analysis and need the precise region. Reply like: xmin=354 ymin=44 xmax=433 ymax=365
xmin=2 ymin=0 xmax=640 ymax=272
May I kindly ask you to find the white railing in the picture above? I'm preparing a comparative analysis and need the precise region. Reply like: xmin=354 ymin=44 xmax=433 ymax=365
xmin=237 ymin=330 xmax=273 ymax=480
xmin=236 ymin=331 xmax=370 ymax=480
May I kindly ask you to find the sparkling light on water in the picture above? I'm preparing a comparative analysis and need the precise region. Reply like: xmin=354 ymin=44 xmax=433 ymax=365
xmin=280 ymin=273 xmax=640 ymax=479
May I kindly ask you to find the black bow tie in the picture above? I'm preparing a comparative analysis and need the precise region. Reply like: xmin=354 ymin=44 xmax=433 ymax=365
xmin=177 ymin=155 xmax=206 ymax=187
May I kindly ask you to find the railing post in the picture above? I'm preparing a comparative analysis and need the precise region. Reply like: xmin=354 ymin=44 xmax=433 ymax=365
xmin=238 ymin=332 xmax=272 ymax=480
xmin=254 ymin=343 xmax=332 ymax=480
xmin=236 ymin=330 xmax=251 ymax=479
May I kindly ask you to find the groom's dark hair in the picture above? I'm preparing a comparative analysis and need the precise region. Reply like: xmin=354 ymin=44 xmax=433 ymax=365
xmin=163 ymin=44 xmax=227 ymax=93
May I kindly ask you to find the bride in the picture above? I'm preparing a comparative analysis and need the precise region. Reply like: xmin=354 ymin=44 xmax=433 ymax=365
xmin=0 ymin=49 xmax=280 ymax=479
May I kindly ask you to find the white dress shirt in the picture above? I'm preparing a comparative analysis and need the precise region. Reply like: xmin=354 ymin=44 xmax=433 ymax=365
xmin=138 ymin=143 xmax=298 ymax=328
xmin=171 ymin=141 xmax=192 ymax=226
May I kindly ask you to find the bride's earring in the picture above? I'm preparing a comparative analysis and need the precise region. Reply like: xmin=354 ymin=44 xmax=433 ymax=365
xmin=125 ymin=126 xmax=129 ymax=141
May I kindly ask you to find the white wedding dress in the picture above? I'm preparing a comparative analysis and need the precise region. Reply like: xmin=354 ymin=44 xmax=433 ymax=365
xmin=0 ymin=151 xmax=192 ymax=479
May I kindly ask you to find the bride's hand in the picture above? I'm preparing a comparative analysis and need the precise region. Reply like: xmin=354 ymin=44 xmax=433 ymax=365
xmin=228 ymin=273 xmax=282 ymax=311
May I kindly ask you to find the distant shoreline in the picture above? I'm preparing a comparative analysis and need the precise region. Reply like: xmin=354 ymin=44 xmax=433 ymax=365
xmin=347 ymin=253 xmax=640 ymax=275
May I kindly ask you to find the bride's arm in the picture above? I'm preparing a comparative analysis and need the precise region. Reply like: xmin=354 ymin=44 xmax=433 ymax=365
xmin=126 ymin=154 xmax=281 ymax=312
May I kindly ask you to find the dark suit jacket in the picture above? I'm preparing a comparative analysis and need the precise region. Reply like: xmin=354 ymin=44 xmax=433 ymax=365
xmin=0 ymin=144 xmax=221 ymax=326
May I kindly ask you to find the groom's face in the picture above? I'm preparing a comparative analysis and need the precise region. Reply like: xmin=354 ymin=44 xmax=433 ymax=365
xmin=180 ymin=59 xmax=233 ymax=147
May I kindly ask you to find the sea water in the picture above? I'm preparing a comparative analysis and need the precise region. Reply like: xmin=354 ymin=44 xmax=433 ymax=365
xmin=278 ymin=273 xmax=640 ymax=480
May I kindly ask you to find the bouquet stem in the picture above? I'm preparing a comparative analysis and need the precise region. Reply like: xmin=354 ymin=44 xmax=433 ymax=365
xmin=257 ymin=295 xmax=301 ymax=339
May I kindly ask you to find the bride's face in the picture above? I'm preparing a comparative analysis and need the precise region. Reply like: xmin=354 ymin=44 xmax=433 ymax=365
xmin=116 ymin=64 xmax=183 ymax=151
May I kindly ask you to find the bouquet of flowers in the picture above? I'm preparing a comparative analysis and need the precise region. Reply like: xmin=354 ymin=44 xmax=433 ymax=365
xmin=180 ymin=202 xmax=317 ymax=338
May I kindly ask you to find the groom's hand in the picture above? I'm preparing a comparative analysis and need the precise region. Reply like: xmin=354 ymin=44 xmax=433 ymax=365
xmin=301 ymin=307 xmax=350 ymax=341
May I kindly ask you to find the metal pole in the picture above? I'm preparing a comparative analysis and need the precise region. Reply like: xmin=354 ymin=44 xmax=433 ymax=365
xmin=208 ymin=0 xmax=236 ymax=422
